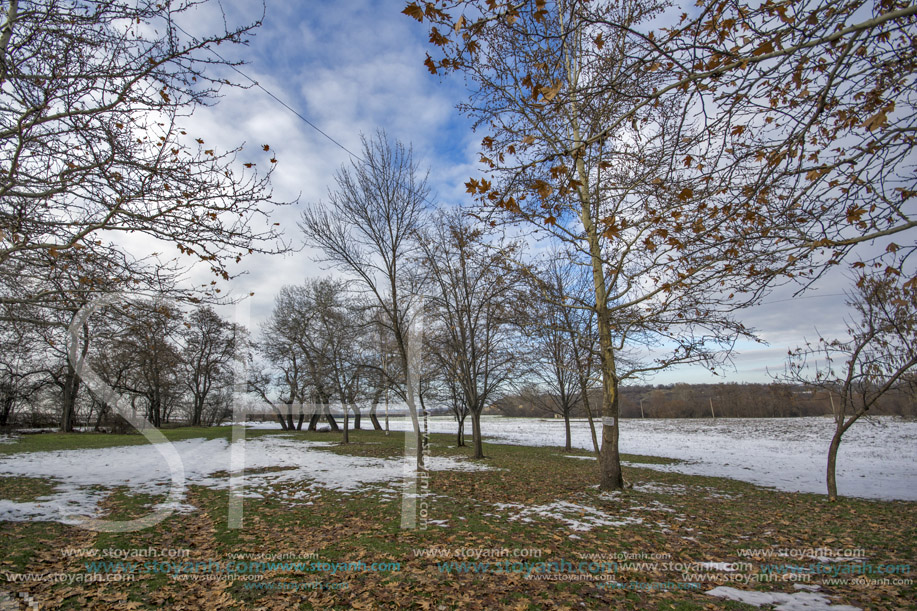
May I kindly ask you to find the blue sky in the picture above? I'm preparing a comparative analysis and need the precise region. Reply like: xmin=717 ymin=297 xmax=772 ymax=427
xmin=173 ymin=0 xmax=857 ymax=385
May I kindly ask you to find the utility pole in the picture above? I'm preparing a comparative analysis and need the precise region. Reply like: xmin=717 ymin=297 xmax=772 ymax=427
xmin=709 ymin=397 xmax=716 ymax=419
xmin=640 ymin=397 xmax=645 ymax=419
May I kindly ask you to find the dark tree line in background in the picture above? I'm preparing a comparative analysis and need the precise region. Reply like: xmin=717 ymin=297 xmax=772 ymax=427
xmin=1 ymin=302 xmax=243 ymax=430
xmin=496 ymin=381 xmax=917 ymax=420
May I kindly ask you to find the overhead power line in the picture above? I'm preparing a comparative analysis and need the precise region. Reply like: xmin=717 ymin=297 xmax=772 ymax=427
xmin=175 ymin=23 xmax=363 ymax=161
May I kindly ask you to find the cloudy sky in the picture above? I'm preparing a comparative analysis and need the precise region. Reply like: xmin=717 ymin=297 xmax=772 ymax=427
xmin=169 ymin=0 xmax=857 ymax=385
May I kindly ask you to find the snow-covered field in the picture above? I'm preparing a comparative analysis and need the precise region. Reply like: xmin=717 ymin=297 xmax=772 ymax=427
xmin=383 ymin=415 xmax=917 ymax=501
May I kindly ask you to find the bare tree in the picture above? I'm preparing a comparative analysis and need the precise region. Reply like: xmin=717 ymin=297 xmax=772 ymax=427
xmin=0 ymin=1 xmax=286 ymax=306
xmin=305 ymin=278 xmax=364 ymax=443
xmin=122 ymin=300 xmax=184 ymax=428
xmin=782 ymin=271 xmax=917 ymax=501
xmin=527 ymin=254 xmax=601 ymax=454
xmin=0 ymin=322 xmax=46 ymax=426
xmin=299 ymin=132 xmax=429 ymax=468
xmin=182 ymin=306 xmax=239 ymax=427
xmin=419 ymin=208 xmax=523 ymax=458
xmin=256 ymin=282 xmax=340 ymax=432
xmin=26 ymin=249 xmax=143 ymax=430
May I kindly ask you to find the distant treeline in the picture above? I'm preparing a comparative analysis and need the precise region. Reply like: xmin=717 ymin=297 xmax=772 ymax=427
xmin=492 ymin=382 xmax=917 ymax=419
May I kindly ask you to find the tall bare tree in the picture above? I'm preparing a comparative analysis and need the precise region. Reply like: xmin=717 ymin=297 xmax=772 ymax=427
xmin=419 ymin=209 xmax=523 ymax=458
xmin=527 ymin=254 xmax=601 ymax=454
xmin=256 ymin=282 xmax=340 ymax=431
xmin=300 ymin=132 xmax=429 ymax=468
xmin=182 ymin=306 xmax=239 ymax=427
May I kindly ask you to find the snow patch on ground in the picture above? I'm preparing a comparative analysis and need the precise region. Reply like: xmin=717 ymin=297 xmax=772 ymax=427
xmin=632 ymin=482 xmax=688 ymax=495
xmin=491 ymin=500 xmax=643 ymax=532
xmin=0 ymin=436 xmax=490 ymax=524
xmin=706 ymin=585 xmax=861 ymax=610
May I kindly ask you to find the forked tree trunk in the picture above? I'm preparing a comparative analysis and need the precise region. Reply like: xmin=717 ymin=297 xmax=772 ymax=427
xmin=94 ymin=402 xmax=108 ymax=432
xmin=456 ymin=415 xmax=466 ymax=446
xmin=325 ymin=411 xmax=340 ymax=431
xmin=191 ymin=395 xmax=204 ymax=427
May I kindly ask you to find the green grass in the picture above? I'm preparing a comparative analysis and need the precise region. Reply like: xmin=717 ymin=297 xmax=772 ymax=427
xmin=0 ymin=475 xmax=58 ymax=501
xmin=0 ymin=426 xmax=914 ymax=609
xmin=0 ymin=425 xmax=283 ymax=455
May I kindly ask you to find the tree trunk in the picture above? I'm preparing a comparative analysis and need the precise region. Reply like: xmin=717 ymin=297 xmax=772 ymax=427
xmin=276 ymin=413 xmax=289 ymax=430
xmin=308 ymin=413 xmax=319 ymax=431
xmin=296 ymin=413 xmax=305 ymax=430
xmin=456 ymin=415 xmax=466 ymax=447
xmin=0 ymin=393 xmax=14 ymax=427
xmin=60 ymin=362 xmax=79 ymax=432
xmin=415 ymin=382 xmax=429 ymax=468
xmin=579 ymin=170 xmax=623 ymax=489
xmin=369 ymin=407 xmax=383 ymax=431
xmin=325 ymin=411 xmax=340 ymax=431
xmin=395 ymin=325 xmax=423 ymax=470
xmin=564 ymin=411 xmax=572 ymax=452
xmin=827 ymin=426 xmax=844 ymax=502
xmin=598 ymin=369 xmax=623 ymax=490
xmin=342 ymin=406 xmax=349 ymax=443
xmin=191 ymin=395 xmax=204 ymax=427
xmin=353 ymin=406 xmax=361 ymax=430
xmin=94 ymin=401 xmax=108 ymax=432
xmin=471 ymin=410 xmax=484 ymax=459
xmin=151 ymin=394 xmax=162 ymax=428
